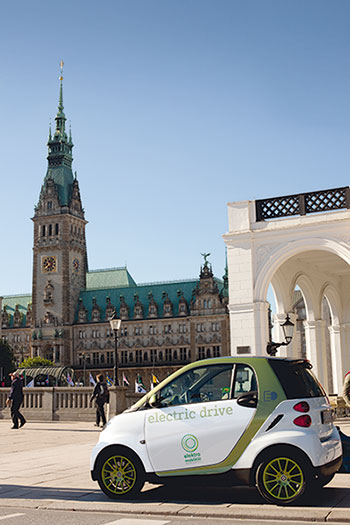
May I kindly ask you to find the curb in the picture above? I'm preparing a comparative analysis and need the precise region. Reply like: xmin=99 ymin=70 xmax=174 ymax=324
xmin=1 ymin=498 xmax=350 ymax=523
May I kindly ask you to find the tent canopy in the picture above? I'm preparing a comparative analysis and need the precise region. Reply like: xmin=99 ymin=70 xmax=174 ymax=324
xmin=15 ymin=366 xmax=74 ymax=386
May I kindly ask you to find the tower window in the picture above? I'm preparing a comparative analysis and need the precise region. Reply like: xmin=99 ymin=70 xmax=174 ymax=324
xmin=55 ymin=223 xmax=59 ymax=235
xmin=47 ymin=201 xmax=52 ymax=210
xmin=48 ymin=224 xmax=52 ymax=236
xmin=42 ymin=225 xmax=46 ymax=237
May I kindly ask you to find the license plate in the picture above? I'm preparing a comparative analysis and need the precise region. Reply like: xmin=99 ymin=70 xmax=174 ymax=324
xmin=321 ymin=409 xmax=333 ymax=424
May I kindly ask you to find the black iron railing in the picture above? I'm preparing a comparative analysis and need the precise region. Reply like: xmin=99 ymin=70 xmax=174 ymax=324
xmin=256 ymin=187 xmax=350 ymax=221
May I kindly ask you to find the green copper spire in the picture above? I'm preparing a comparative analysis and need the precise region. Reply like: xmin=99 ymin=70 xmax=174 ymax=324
xmin=54 ymin=61 xmax=67 ymax=138
xmin=43 ymin=61 xmax=74 ymax=206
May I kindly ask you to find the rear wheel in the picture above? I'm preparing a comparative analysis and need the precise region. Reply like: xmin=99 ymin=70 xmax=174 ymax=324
xmin=256 ymin=453 xmax=308 ymax=505
xmin=96 ymin=447 xmax=145 ymax=499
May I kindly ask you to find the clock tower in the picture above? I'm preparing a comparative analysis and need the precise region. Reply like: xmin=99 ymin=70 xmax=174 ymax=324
xmin=31 ymin=64 xmax=88 ymax=365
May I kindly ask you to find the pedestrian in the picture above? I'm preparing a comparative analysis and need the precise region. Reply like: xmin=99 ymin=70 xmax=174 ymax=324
xmin=343 ymin=371 xmax=350 ymax=407
xmin=90 ymin=374 xmax=109 ymax=428
xmin=6 ymin=371 xmax=26 ymax=429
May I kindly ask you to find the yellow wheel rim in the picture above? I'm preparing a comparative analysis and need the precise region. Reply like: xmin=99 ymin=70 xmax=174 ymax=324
xmin=263 ymin=457 xmax=304 ymax=501
xmin=101 ymin=455 xmax=137 ymax=495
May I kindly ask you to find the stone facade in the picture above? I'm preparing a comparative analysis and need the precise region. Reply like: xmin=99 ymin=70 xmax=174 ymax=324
xmin=1 ymin=74 xmax=229 ymax=388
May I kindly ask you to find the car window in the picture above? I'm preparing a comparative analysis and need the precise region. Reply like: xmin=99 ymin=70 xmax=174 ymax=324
xmin=269 ymin=359 xmax=325 ymax=399
xmin=157 ymin=364 xmax=234 ymax=407
xmin=232 ymin=364 xmax=257 ymax=399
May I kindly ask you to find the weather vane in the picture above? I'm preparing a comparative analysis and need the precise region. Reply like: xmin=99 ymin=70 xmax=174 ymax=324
xmin=59 ymin=60 xmax=64 ymax=80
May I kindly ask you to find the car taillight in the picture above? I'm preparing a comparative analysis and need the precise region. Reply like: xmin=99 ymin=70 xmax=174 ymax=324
xmin=293 ymin=401 xmax=310 ymax=413
xmin=293 ymin=415 xmax=312 ymax=427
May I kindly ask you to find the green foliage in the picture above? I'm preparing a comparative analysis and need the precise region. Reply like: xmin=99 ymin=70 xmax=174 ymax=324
xmin=19 ymin=357 xmax=54 ymax=368
xmin=0 ymin=341 xmax=16 ymax=385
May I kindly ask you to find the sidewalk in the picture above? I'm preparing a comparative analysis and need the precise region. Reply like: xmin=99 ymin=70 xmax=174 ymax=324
xmin=0 ymin=418 xmax=349 ymax=522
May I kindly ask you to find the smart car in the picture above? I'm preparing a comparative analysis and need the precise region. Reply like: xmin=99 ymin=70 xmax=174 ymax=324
xmin=90 ymin=357 xmax=342 ymax=505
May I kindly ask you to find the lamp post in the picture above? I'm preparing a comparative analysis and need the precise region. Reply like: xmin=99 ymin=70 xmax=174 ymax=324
xmin=266 ymin=313 xmax=295 ymax=356
xmin=79 ymin=352 xmax=86 ymax=386
xmin=109 ymin=311 xmax=122 ymax=386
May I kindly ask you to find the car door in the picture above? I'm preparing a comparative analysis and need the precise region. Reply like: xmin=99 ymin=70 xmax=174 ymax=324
xmin=144 ymin=362 xmax=258 ymax=473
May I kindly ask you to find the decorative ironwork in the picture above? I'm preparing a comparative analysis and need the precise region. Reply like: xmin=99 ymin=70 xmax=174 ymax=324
xmin=256 ymin=187 xmax=350 ymax=221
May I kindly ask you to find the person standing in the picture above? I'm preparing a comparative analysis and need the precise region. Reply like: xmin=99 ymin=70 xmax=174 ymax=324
xmin=6 ymin=371 xmax=26 ymax=429
xmin=90 ymin=374 xmax=109 ymax=428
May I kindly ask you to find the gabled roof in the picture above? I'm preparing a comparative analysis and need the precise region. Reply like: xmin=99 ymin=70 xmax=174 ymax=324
xmin=86 ymin=267 xmax=137 ymax=289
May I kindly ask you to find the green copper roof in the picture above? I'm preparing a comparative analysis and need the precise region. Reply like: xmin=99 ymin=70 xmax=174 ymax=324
xmin=2 ymin=294 xmax=32 ymax=327
xmin=77 ymin=276 xmax=223 ymax=322
xmin=43 ymin=166 xmax=74 ymax=207
xmin=86 ymin=267 xmax=137 ymax=289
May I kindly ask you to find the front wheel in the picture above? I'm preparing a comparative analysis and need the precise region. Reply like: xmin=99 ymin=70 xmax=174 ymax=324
xmin=96 ymin=447 xmax=145 ymax=499
xmin=256 ymin=454 xmax=308 ymax=505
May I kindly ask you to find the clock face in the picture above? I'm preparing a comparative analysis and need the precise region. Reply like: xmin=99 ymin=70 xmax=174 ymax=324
xmin=72 ymin=258 xmax=80 ymax=273
xmin=42 ymin=255 xmax=57 ymax=273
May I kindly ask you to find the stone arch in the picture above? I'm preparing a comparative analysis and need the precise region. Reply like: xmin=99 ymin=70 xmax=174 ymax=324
xmin=255 ymin=238 xmax=350 ymax=303
xmin=292 ymin=273 xmax=318 ymax=323
xmin=320 ymin=283 xmax=342 ymax=326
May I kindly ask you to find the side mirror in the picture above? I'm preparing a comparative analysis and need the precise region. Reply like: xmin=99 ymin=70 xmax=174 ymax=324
xmin=237 ymin=390 xmax=258 ymax=408
xmin=149 ymin=393 xmax=163 ymax=408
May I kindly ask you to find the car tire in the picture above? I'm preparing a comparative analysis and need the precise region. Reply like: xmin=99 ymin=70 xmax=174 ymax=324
xmin=255 ymin=450 xmax=310 ymax=505
xmin=96 ymin=447 xmax=145 ymax=499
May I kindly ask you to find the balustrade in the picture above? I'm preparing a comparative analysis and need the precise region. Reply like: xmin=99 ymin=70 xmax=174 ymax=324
xmin=0 ymin=386 xmax=138 ymax=422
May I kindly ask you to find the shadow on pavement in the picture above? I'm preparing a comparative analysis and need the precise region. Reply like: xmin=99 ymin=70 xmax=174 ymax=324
xmin=1 ymin=482 xmax=349 ymax=508
xmin=141 ymin=482 xmax=350 ymax=507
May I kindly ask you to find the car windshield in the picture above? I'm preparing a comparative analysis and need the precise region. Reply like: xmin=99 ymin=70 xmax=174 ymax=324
xmin=269 ymin=359 xmax=326 ymax=399
xmin=155 ymin=364 xmax=234 ymax=407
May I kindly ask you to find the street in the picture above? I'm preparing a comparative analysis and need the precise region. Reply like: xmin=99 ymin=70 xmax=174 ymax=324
xmin=0 ymin=419 xmax=349 ymax=524
xmin=1 ymin=509 xmax=350 ymax=525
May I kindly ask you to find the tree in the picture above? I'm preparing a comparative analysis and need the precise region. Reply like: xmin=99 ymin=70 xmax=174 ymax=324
xmin=19 ymin=357 xmax=54 ymax=368
xmin=0 ymin=341 xmax=15 ymax=386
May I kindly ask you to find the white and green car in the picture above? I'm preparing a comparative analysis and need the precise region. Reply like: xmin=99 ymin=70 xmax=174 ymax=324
xmin=90 ymin=357 xmax=342 ymax=505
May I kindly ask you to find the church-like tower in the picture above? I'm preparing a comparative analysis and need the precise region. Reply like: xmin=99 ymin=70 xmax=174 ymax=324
xmin=31 ymin=64 xmax=88 ymax=364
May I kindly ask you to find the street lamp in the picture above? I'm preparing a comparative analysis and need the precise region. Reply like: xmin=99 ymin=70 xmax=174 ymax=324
xmin=267 ymin=313 xmax=295 ymax=356
xmin=109 ymin=311 xmax=122 ymax=386
xmin=79 ymin=352 xmax=86 ymax=386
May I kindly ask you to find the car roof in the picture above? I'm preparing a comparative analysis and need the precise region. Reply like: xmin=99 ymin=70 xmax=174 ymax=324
xmin=201 ymin=356 xmax=306 ymax=363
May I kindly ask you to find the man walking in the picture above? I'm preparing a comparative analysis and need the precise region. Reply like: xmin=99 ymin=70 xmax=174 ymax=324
xmin=6 ymin=371 xmax=26 ymax=429
xmin=90 ymin=374 xmax=109 ymax=428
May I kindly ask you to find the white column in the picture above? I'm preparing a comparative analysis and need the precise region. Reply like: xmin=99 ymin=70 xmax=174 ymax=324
xmin=341 ymin=324 xmax=350 ymax=371
xmin=229 ymin=300 xmax=270 ymax=356
xmin=304 ymin=320 xmax=329 ymax=392
xmin=329 ymin=325 xmax=344 ymax=395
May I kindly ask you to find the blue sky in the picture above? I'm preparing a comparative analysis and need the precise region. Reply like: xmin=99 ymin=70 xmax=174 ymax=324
xmin=1 ymin=0 xmax=350 ymax=296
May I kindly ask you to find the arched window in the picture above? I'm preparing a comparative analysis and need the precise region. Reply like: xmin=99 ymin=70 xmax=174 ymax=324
xmin=48 ymin=224 xmax=52 ymax=236
xmin=55 ymin=223 xmax=59 ymax=235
